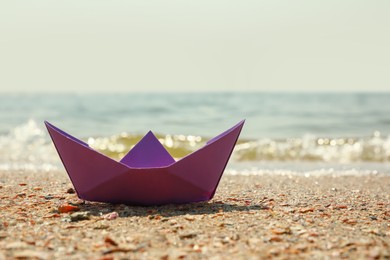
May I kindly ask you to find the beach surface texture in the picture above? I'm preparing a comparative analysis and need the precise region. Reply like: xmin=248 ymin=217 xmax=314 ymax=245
xmin=0 ymin=170 xmax=389 ymax=259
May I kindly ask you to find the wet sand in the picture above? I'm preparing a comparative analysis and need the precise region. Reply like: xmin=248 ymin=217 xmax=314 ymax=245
xmin=0 ymin=170 xmax=389 ymax=259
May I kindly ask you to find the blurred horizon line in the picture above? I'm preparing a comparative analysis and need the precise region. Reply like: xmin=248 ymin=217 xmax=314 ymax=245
xmin=1 ymin=90 xmax=390 ymax=95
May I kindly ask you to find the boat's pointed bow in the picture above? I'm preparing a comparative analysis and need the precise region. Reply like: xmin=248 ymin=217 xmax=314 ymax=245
xmin=45 ymin=121 xmax=129 ymax=197
xmin=169 ymin=120 xmax=245 ymax=198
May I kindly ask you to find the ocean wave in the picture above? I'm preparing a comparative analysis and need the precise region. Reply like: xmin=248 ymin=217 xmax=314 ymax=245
xmin=1 ymin=120 xmax=390 ymax=172
xmin=90 ymin=132 xmax=390 ymax=163
xmin=233 ymin=134 xmax=390 ymax=163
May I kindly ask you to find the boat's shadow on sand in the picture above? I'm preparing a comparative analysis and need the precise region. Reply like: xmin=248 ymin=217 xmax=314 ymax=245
xmin=78 ymin=201 xmax=266 ymax=218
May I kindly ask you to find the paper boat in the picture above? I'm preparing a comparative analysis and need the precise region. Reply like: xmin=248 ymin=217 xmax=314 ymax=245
xmin=45 ymin=120 xmax=244 ymax=205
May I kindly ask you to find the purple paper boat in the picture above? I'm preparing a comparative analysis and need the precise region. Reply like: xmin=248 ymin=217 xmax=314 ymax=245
xmin=45 ymin=120 xmax=245 ymax=205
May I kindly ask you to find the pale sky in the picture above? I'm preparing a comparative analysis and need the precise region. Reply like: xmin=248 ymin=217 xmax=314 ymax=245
xmin=0 ymin=1 xmax=389 ymax=93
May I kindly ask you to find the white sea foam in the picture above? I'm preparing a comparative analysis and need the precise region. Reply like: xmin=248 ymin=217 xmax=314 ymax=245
xmin=0 ymin=120 xmax=60 ymax=171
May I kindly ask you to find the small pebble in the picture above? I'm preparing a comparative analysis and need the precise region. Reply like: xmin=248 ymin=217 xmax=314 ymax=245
xmin=70 ymin=211 xmax=91 ymax=222
xmin=271 ymin=227 xmax=291 ymax=235
xmin=333 ymin=205 xmax=348 ymax=210
xmin=299 ymin=208 xmax=314 ymax=213
xmin=104 ymin=236 xmax=118 ymax=246
xmin=184 ymin=215 xmax=195 ymax=221
xmin=58 ymin=203 xmax=80 ymax=213
xmin=179 ymin=233 xmax=197 ymax=239
xmin=269 ymin=236 xmax=283 ymax=242
xmin=15 ymin=192 xmax=26 ymax=198
xmin=44 ymin=195 xmax=54 ymax=200
xmin=102 ymin=212 xmax=119 ymax=221
xmin=66 ymin=188 xmax=76 ymax=194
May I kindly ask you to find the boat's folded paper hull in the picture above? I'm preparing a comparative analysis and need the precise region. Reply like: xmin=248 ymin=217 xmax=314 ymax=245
xmin=45 ymin=120 xmax=244 ymax=205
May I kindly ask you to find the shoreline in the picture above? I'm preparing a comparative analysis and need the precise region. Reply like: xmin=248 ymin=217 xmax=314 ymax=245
xmin=0 ymin=170 xmax=389 ymax=259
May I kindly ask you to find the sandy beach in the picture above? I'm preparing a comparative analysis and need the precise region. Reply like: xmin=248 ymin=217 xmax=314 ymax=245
xmin=0 ymin=170 xmax=389 ymax=259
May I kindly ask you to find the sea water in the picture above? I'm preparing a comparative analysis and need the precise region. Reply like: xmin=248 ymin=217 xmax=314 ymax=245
xmin=0 ymin=92 xmax=389 ymax=175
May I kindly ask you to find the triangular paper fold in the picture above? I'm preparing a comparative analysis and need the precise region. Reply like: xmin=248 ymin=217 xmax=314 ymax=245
xmin=120 ymin=131 xmax=175 ymax=168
